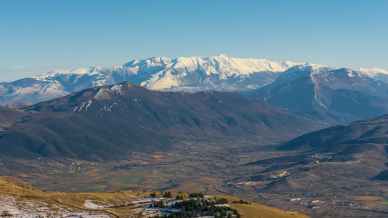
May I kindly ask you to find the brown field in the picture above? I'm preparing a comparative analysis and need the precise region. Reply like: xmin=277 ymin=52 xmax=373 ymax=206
xmin=232 ymin=202 xmax=309 ymax=218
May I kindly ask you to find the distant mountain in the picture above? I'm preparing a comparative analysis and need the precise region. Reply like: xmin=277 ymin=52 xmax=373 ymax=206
xmin=3 ymin=55 xmax=388 ymax=124
xmin=252 ymin=65 xmax=388 ymax=123
xmin=0 ymin=83 xmax=321 ymax=160
xmin=0 ymin=55 xmax=301 ymax=106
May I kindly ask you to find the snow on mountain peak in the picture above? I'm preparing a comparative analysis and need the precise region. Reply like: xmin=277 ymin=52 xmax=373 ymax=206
xmin=4 ymin=54 xmax=388 ymax=107
xmin=118 ymin=55 xmax=306 ymax=90
xmin=33 ymin=66 xmax=105 ymax=81
xmin=359 ymin=68 xmax=388 ymax=76
xmin=210 ymin=54 xmax=303 ymax=74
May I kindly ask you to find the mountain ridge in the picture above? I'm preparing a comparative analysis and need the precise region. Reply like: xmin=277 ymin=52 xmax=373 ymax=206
xmin=251 ymin=65 xmax=388 ymax=123
xmin=0 ymin=55 xmax=304 ymax=106
xmin=3 ymin=55 xmax=388 ymax=127
xmin=0 ymin=82 xmax=322 ymax=160
xmin=280 ymin=113 xmax=388 ymax=153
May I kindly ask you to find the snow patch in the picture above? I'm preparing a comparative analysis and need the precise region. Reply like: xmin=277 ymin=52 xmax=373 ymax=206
xmin=83 ymin=200 xmax=106 ymax=209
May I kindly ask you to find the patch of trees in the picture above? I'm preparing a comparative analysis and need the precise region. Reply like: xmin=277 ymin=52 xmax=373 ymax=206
xmin=158 ymin=197 xmax=240 ymax=218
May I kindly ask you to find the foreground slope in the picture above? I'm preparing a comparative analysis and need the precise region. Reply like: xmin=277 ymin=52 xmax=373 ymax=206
xmin=0 ymin=177 xmax=308 ymax=218
xmin=0 ymin=83 xmax=321 ymax=160
xmin=0 ymin=176 xmax=137 ymax=217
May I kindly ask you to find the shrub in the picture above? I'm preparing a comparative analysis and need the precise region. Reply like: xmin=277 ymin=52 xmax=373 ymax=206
xmin=189 ymin=192 xmax=204 ymax=198
xmin=163 ymin=191 xmax=172 ymax=198
xmin=215 ymin=197 xmax=228 ymax=204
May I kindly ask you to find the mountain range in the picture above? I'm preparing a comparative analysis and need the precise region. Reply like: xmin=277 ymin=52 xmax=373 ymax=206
xmin=252 ymin=65 xmax=388 ymax=123
xmin=2 ymin=55 xmax=388 ymax=217
xmin=0 ymin=82 xmax=320 ymax=160
xmin=2 ymin=55 xmax=388 ymax=126
xmin=0 ymin=55 xmax=301 ymax=107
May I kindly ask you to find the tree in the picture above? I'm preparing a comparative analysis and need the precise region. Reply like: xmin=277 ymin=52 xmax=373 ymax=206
xmin=163 ymin=191 xmax=172 ymax=198
xmin=150 ymin=192 xmax=157 ymax=198
xmin=215 ymin=197 xmax=228 ymax=204
xmin=176 ymin=192 xmax=188 ymax=200
xmin=189 ymin=192 xmax=204 ymax=199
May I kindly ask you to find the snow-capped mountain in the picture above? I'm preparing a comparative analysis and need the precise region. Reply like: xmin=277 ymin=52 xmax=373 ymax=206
xmin=129 ymin=54 xmax=302 ymax=91
xmin=253 ymin=65 xmax=388 ymax=123
xmin=1 ymin=54 xmax=388 ymax=108
xmin=0 ymin=54 xmax=302 ymax=106
xmin=359 ymin=67 xmax=388 ymax=84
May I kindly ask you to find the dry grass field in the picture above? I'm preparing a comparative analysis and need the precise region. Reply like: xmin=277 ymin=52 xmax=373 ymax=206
xmin=214 ymin=195 xmax=309 ymax=218
xmin=0 ymin=176 xmax=309 ymax=218
xmin=231 ymin=202 xmax=309 ymax=218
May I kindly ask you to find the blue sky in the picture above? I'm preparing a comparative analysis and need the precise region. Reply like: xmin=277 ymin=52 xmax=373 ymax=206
xmin=1 ymin=0 xmax=388 ymax=81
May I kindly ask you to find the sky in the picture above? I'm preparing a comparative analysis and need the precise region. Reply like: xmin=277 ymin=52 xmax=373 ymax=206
xmin=1 ymin=0 xmax=388 ymax=81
